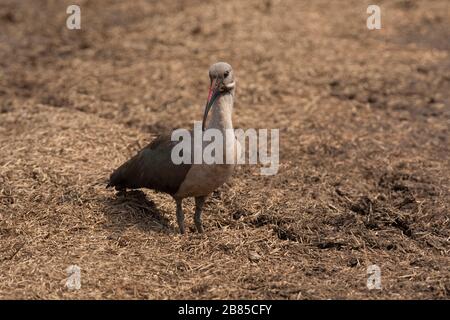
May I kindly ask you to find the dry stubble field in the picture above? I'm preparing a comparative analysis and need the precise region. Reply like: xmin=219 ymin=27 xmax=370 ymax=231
xmin=0 ymin=0 xmax=449 ymax=299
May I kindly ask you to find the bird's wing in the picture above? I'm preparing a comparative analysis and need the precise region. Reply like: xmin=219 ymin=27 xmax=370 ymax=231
xmin=108 ymin=133 xmax=192 ymax=195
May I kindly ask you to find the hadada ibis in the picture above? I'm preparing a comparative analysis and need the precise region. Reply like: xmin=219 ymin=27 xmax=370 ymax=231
xmin=107 ymin=62 xmax=240 ymax=234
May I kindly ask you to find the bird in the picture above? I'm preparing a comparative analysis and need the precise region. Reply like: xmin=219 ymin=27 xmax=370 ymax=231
xmin=107 ymin=62 xmax=239 ymax=234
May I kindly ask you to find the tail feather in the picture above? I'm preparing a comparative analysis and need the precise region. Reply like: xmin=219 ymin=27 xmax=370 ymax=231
xmin=107 ymin=162 xmax=129 ymax=191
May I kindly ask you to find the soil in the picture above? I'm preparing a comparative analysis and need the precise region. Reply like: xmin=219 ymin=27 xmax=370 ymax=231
xmin=0 ymin=0 xmax=449 ymax=299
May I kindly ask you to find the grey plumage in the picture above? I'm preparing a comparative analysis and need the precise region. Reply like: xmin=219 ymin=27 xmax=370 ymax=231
xmin=107 ymin=134 xmax=191 ymax=195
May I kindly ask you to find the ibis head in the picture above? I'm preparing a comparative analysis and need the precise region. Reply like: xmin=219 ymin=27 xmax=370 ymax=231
xmin=202 ymin=62 xmax=235 ymax=131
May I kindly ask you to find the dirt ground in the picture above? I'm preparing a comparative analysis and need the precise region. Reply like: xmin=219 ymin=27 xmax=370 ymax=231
xmin=0 ymin=0 xmax=449 ymax=299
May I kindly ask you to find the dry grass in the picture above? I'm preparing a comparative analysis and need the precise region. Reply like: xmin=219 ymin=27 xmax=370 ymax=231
xmin=0 ymin=0 xmax=449 ymax=299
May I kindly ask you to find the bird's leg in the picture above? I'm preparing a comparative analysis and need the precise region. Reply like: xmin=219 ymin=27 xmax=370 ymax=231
xmin=175 ymin=198 xmax=185 ymax=234
xmin=194 ymin=196 xmax=206 ymax=233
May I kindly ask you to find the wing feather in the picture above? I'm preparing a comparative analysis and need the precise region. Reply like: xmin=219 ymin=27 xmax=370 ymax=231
xmin=108 ymin=134 xmax=191 ymax=195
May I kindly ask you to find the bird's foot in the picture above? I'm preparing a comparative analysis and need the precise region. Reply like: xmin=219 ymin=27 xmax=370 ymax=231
xmin=194 ymin=221 xmax=204 ymax=233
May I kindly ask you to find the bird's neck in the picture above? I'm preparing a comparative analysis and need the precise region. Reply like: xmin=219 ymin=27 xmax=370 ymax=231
xmin=207 ymin=92 xmax=234 ymax=131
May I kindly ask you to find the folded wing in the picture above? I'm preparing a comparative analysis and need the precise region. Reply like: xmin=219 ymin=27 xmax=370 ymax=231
xmin=107 ymin=134 xmax=192 ymax=195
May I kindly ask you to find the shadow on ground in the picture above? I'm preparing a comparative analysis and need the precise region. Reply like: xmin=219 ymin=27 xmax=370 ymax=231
xmin=101 ymin=190 xmax=174 ymax=235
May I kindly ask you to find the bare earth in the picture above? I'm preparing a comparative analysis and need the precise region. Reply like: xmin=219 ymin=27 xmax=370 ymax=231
xmin=0 ymin=0 xmax=449 ymax=299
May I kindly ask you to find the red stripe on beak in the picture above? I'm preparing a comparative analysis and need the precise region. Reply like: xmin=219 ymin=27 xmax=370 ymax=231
xmin=207 ymin=79 xmax=216 ymax=103
xmin=203 ymin=78 xmax=220 ymax=131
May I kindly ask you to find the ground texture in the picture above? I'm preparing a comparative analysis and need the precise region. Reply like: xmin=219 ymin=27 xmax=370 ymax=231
xmin=0 ymin=0 xmax=449 ymax=299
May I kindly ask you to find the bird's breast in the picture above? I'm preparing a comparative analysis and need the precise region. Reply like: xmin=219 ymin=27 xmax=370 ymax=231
xmin=174 ymin=163 xmax=235 ymax=198
xmin=174 ymin=138 xmax=240 ymax=198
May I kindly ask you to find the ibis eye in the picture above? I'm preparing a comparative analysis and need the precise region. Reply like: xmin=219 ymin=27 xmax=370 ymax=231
xmin=224 ymin=71 xmax=230 ymax=78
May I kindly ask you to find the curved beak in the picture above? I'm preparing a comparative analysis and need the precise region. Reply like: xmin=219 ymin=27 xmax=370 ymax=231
xmin=202 ymin=78 xmax=221 ymax=131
